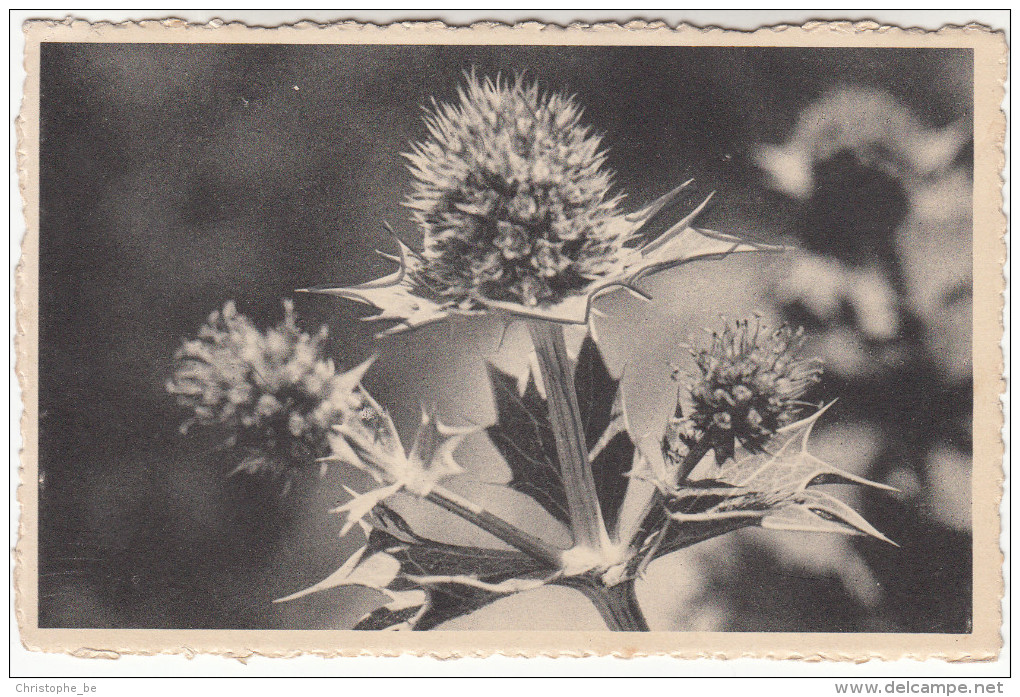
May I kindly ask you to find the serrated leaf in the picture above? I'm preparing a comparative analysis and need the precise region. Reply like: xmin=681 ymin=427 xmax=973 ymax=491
xmin=273 ymin=545 xmax=401 ymax=603
xmin=573 ymin=336 xmax=634 ymax=537
xmin=364 ymin=506 xmax=550 ymax=630
xmin=626 ymin=481 xmax=759 ymax=570
xmin=573 ymin=336 xmax=618 ymax=451
xmin=638 ymin=407 xmax=895 ymax=569
xmin=485 ymin=364 xmax=570 ymax=525
xmin=484 ymin=337 xmax=636 ymax=537
xmin=300 ymin=237 xmax=476 ymax=337
xmin=761 ymin=489 xmax=896 ymax=544
xmin=328 ymin=406 xmax=471 ymax=535
xmin=589 ymin=429 xmax=633 ymax=537
xmin=713 ymin=404 xmax=896 ymax=496
xmin=353 ymin=578 xmax=518 ymax=631
xmin=392 ymin=575 xmax=550 ymax=631
xmin=355 ymin=595 xmax=428 ymax=631
xmin=636 ymin=514 xmax=752 ymax=571
xmin=279 ymin=504 xmax=550 ymax=630
xmin=369 ymin=506 xmax=546 ymax=581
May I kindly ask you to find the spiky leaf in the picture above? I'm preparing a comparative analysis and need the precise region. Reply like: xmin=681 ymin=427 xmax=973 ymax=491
xmin=328 ymin=405 xmax=471 ymax=536
xmin=485 ymin=364 xmax=570 ymax=525
xmin=574 ymin=336 xmax=618 ymax=451
xmin=590 ymin=430 xmax=634 ymax=537
xmin=639 ymin=406 xmax=895 ymax=568
xmin=712 ymin=405 xmax=894 ymax=495
xmin=574 ymin=336 xmax=634 ymax=535
xmin=277 ymin=505 xmax=549 ymax=630
xmin=485 ymin=336 xmax=635 ymax=534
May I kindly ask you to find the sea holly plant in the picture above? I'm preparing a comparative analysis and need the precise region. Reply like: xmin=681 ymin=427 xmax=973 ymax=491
xmin=169 ymin=74 xmax=896 ymax=631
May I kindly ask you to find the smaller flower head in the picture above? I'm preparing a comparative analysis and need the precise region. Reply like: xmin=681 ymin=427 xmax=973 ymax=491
xmin=675 ymin=318 xmax=823 ymax=463
xmin=167 ymin=300 xmax=372 ymax=481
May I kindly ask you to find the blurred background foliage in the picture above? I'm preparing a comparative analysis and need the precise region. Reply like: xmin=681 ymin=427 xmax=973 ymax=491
xmin=38 ymin=44 xmax=972 ymax=631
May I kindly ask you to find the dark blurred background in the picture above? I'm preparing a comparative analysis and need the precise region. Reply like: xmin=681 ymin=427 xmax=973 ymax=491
xmin=38 ymin=43 xmax=973 ymax=631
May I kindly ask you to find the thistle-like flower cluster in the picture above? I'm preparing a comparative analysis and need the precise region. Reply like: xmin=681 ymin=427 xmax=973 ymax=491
xmin=671 ymin=318 xmax=823 ymax=464
xmin=405 ymin=73 xmax=624 ymax=308
xmin=166 ymin=300 xmax=368 ymax=477
xmin=166 ymin=72 xmax=897 ymax=633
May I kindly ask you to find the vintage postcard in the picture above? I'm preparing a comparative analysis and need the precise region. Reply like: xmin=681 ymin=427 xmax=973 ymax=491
xmin=15 ymin=19 xmax=1006 ymax=660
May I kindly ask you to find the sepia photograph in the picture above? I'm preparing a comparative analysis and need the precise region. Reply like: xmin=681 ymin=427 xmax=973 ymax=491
xmin=14 ymin=18 xmax=1004 ymax=660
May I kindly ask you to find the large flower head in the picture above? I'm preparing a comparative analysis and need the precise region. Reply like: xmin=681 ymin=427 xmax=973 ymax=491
xmin=672 ymin=318 xmax=823 ymax=463
xmin=405 ymin=73 xmax=623 ymax=308
xmin=167 ymin=300 xmax=372 ymax=479
xmin=306 ymin=73 xmax=784 ymax=334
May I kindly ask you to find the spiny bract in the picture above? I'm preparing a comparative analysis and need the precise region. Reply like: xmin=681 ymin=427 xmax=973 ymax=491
xmin=404 ymin=73 xmax=625 ymax=308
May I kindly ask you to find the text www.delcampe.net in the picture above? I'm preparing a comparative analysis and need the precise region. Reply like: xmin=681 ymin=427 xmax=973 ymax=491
xmin=835 ymin=683 xmax=1005 ymax=695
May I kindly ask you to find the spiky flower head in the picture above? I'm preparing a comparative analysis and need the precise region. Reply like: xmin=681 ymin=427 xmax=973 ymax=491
xmin=167 ymin=300 xmax=372 ymax=480
xmin=307 ymin=76 xmax=785 ymax=334
xmin=673 ymin=318 xmax=823 ymax=464
xmin=404 ymin=73 xmax=624 ymax=308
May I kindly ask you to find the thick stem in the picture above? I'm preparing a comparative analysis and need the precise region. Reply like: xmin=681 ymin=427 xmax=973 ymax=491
xmin=427 ymin=485 xmax=562 ymax=569
xmin=526 ymin=320 xmax=610 ymax=552
xmin=572 ymin=578 xmax=649 ymax=631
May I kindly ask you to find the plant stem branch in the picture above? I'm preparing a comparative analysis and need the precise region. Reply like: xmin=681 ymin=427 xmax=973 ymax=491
xmin=526 ymin=320 xmax=610 ymax=552
xmin=427 ymin=485 xmax=562 ymax=569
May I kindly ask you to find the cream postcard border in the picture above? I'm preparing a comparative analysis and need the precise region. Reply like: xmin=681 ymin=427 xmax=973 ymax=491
xmin=15 ymin=19 xmax=1007 ymax=661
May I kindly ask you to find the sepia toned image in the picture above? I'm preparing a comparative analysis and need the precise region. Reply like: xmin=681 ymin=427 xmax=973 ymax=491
xmin=15 ymin=19 xmax=1005 ymax=660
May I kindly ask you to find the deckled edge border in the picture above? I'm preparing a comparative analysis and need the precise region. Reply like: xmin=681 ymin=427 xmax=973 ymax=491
xmin=13 ymin=17 xmax=1008 ymax=663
